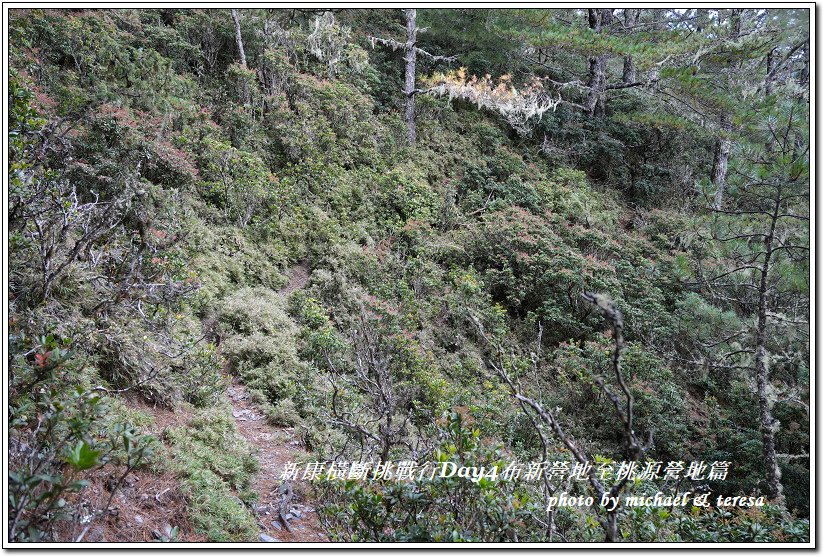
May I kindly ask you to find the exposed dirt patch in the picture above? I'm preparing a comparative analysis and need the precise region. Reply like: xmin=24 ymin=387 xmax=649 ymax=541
xmin=58 ymin=261 xmax=324 ymax=543
xmin=279 ymin=261 xmax=311 ymax=295
xmin=56 ymin=468 xmax=206 ymax=543
xmin=52 ymin=398 xmax=204 ymax=543
xmin=130 ymin=396 xmax=192 ymax=437
xmin=227 ymin=382 xmax=328 ymax=543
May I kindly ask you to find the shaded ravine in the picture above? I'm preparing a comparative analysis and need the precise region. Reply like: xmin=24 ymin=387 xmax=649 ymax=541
xmin=227 ymin=262 xmax=325 ymax=543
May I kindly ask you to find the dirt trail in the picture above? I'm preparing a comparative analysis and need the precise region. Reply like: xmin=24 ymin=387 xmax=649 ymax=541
xmin=279 ymin=261 xmax=311 ymax=295
xmin=72 ymin=263 xmax=321 ymax=543
xmin=228 ymin=262 xmax=327 ymax=543
xmin=228 ymin=382 xmax=327 ymax=542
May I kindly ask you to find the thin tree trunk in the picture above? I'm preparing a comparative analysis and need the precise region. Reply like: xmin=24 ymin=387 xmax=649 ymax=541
xmin=587 ymin=55 xmax=607 ymax=117
xmin=231 ymin=9 xmax=247 ymax=68
xmin=622 ymin=56 xmax=636 ymax=84
xmin=730 ymin=8 xmax=743 ymax=38
xmin=586 ymin=9 xmax=612 ymax=117
xmin=712 ymin=114 xmax=732 ymax=209
xmin=650 ymin=9 xmax=667 ymax=33
xmin=765 ymin=46 xmax=776 ymax=153
xmin=766 ymin=47 xmax=776 ymax=96
xmin=755 ymin=202 xmax=784 ymax=502
xmin=622 ymin=9 xmax=640 ymax=84
xmin=605 ymin=511 xmax=618 ymax=542
xmin=404 ymin=8 xmax=418 ymax=145
xmin=712 ymin=10 xmax=741 ymax=209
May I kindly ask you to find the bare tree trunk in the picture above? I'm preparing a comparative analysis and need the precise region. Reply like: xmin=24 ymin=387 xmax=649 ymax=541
xmin=370 ymin=9 xmax=456 ymax=144
xmin=755 ymin=203 xmax=784 ymax=502
xmin=764 ymin=46 xmax=777 ymax=153
xmin=730 ymin=8 xmax=743 ymax=38
xmin=586 ymin=56 xmax=606 ymax=117
xmin=231 ymin=9 xmax=247 ymax=68
xmin=711 ymin=10 xmax=741 ymax=209
xmin=712 ymin=113 xmax=732 ymax=209
xmin=622 ymin=9 xmax=640 ymax=83
xmin=404 ymin=8 xmax=418 ymax=145
xmin=651 ymin=8 xmax=667 ymax=26
xmin=765 ymin=46 xmax=776 ymax=96
xmin=587 ymin=9 xmax=612 ymax=117
xmin=622 ymin=55 xmax=636 ymax=84
xmin=605 ymin=512 xmax=619 ymax=542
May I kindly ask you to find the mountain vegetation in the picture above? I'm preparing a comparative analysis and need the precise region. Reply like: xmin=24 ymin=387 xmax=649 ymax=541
xmin=7 ymin=8 xmax=810 ymax=543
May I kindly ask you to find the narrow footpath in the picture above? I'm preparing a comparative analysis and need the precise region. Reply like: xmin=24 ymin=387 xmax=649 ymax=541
xmin=227 ymin=382 xmax=326 ymax=542
xmin=227 ymin=262 xmax=326 ymax=543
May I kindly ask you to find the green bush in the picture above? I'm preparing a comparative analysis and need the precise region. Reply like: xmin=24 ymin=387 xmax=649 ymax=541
xmin=165 ymin=406 xmax=259 ymax=542
xmin=8 ymin=333 xmax=156 ymax=542
xmin=318 ymin=411 xmax=536 ymax=542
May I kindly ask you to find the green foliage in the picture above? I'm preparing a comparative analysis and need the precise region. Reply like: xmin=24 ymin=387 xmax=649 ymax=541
xmin=198 ymin=139 xmax=275 ymax=227
xmin=548 ymin=339 xmax=688 ymax=459
xmin=7 ymin=6 xmax=809 ymax=543
xmin=377 ymin=167 xmax=440 ymax=229
xmin=216 ymin=288 xmax=313 ymax=425
xmin=187 ymin=222 xmax=288 ymax=311
xmin=8 ymin=71 xmax=46 ymax=169
xmin=165 ymin=406 xmax=259 ymax=541
xmin=664 ymin=505 xmax=808 ymax=543
xmin=318 ymin=411 xmax=535 ymax=542
xmin=8 ymin=333 xmax=156 ymax=542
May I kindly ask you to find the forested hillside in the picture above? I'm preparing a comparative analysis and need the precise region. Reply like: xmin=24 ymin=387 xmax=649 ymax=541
xmin=7 ymin=8 xmax=810 ymax=544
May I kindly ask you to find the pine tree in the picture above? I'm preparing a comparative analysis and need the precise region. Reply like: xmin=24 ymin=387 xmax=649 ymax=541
xmin=699 ymin=92 xmax=809 ymax=503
